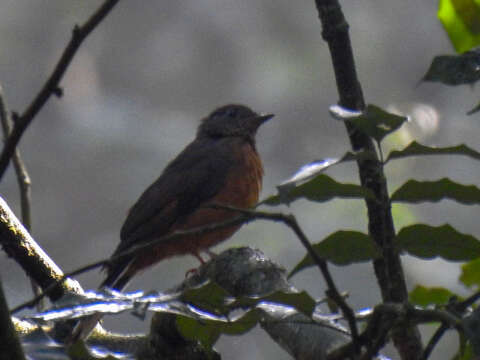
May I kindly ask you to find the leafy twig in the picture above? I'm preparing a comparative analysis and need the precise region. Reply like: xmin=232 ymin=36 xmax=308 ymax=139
xmin=313 ymin=1 xmax=422 ymax=358
xmin=0 ymin=0 xmax=121 ymax=179
xmin=207 ymin=204 xmax=360 ymax=349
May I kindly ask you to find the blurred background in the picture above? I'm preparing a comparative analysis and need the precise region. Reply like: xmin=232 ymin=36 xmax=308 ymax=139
xmin=0 ymin=1 xmax=479 ymax=358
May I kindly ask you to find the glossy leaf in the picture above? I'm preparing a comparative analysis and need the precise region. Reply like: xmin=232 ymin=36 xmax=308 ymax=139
xmin=347 ymin=104 xmax=408 ymax=143
xmin=263 ymin=174 xmax=374 ymax=206
xmin=289 ymin=231 xmax=380 ymax=277
xmin=438 ymin=0 xmax=480 ymax=54
xmin=181 ymin=282 xmax=231 ymax=315
xmin=460 ymin=258 xmax=480 ymax=288
xmin=409 ymin=285 xmax=455 ymax=307
xmin=391 ymin=178 xmax=480 ymax=205
xmin=396 ymin=224 xmax=480 ymax=261
xmin=385 ymin=141 xmax=480 ymax=163
xmin=423 ymin=51 xmax=480 ymax=85
xmin=232 ymin=290 xmax=316 ymax=317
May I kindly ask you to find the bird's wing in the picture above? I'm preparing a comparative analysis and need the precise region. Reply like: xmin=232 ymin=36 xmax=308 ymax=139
xmin=115 ymin=137 xmax=235 ymax=255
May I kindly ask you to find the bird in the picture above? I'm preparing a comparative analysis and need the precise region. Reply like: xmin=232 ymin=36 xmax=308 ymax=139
xmin=101 ymin=104 xmax=273 ymax=291
xmin=70 ymin=104 xmax=273 ymax=342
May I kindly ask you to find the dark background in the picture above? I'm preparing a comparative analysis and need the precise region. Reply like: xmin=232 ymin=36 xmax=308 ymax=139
xmin=1 ymin=1 xmax=479 ymax=359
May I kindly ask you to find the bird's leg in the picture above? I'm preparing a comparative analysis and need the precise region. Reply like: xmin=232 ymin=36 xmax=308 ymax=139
xmin=185 ymin=252 xmax=206 ymax=277
xmin=205 ymin=249 xmax=217 ymax=259
xmin=194 ymin=252 xmax=207 ymax=264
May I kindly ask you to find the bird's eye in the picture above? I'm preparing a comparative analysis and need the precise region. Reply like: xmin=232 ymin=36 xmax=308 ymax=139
xmin=226 ymin=108 xmax=237 ymax=117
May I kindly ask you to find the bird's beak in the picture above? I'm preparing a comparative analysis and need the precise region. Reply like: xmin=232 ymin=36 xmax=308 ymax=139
xmin=257 ymin=113 xmax=275 ymax=123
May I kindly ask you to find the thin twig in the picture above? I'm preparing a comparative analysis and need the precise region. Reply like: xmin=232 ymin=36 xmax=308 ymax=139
xmin=0 ymin=0 xmax=120 ymax=179
xmin=457 ymin=290 xmax=480 ymax=311
xmin=0 ymin=86 xmax=32 ymax=230
xmin=419 ymin=292 xmax=480 ymax=360
xmin=0 ymin=85 xmax=41 ymax=310
xmin=328 ymin=303 xmax=461 ymax=360
xmin=420 ymin=323 xmax=448 ymax=360
xmin=10 ymin=211 xmax=259 ymax=313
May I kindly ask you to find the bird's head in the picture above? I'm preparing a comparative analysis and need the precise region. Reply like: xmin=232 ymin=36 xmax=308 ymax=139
xmin=198 ymin=104 xmax=274 ymax=139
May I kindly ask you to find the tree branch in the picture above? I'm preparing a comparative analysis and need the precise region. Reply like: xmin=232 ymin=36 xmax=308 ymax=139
xmin=0 ymin=278 xmax=26 ymax=360
xmin=0 ymin=196 xmax=83 ymax=304
xmin=0 ymin=0 xmax=120 ymax=179
xmin=313 ymin=1 xmax=423 ymax=358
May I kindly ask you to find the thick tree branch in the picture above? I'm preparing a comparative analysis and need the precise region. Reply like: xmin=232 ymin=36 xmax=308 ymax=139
xmin=313 ymin=1 xmax=423 ymax=358
xmin=0 ymin=0 xmax=120 ymax=179
xmin=0 ymin=278 xmax=26 ymax=360
xmin=0 ymin=196 xmax=83 ymax=303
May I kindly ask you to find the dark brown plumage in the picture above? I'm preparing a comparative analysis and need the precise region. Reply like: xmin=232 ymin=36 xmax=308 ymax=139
xmin=103 ymin=104 xmax=273 ymax=290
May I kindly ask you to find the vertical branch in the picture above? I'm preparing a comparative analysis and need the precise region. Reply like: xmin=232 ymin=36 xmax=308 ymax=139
xmin=0 ymin=86 xmax=41 ymax=310
xmin=0 ymin=86 xmax=31 ymax=231
xmin=313 ymin=1 xmax=423 ymax=358
xmin=0 ymin=277 xmax=26 ymax=360
xmin=0 ymin=0 xmax=120 ymax=180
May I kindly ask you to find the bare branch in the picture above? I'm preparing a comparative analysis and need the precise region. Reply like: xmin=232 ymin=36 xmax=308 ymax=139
xmin=0 ymin=0 xmax=121 ymax=179
xmin=0 ymin=86 xmax=32 ymax=231
xmin=0 ymin=278 xmax=26 ymax=360
xmin=0 ymin=196 xmax=83 ymax=305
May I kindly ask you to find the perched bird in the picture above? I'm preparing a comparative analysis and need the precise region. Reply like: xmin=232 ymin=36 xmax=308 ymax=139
xmin=103 ymin=104 xmax=273 ymax=291
xmin=70 ymin=104 xmax=272 ymax=342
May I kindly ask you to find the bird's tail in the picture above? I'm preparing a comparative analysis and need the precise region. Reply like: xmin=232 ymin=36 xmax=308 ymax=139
xmin=68 ymin=259 xmax=133 ymax=343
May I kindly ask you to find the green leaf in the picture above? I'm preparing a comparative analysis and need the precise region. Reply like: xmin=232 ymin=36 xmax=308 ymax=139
xmin=176 ymin=315 xmax=222 ymax=351
xmin=348 ymin=104 xmax=407 ymax=143
xmin=385 ymin=141 xmax=480 ymax=163
xmin=452 ymin=333 xmax=474 ymax=360
xmin=409 ymin=285 xmax=455 ymax=306
xmin=181 ymin=282 xmax=231 ymax=315
xmin=460 ymin=258 xmax=480 ymax=287
xmin=261 ymin=291 xmax=316 ymax=316
xmin=289 ymin=231 xmax=380 ymax=277
xmin=274 ymin=151 xmax=371 ymax=191
xmin=232 ymin=290 xmax=316 ymax=317
xmin=438 ymin=0 xmax=480 ymax=54
xmin=423 ymin=50 xmax=480 ymax=85
xmin=396 ymin=224 xmax=480 ymax=261
xmin=391 ymin=178 xmax=480 ymax=205
xmin=176 ymin=310 xmax=259 ymax=350
xmin=263 ymin=174 xmax=374 ymax=206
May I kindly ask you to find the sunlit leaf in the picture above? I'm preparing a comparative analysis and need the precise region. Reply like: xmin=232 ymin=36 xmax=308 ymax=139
xmin=338 ymin=104 xmax=408 ymax=143
xmin=263 ymin=174 xmax=374 ymax=206
xmin=438 ymin=0 xmax=480 ymax=54
xmin=396 ymin=224 xmax=480 ymax=261
xmin=391 ymin=178 xmax=480 ymax=205
xmin=276 ymin=151 xmax=373 ymax=192
xmin=289 ymin=231 xmax=380 ymax=277
xmin=460 ymin=258 xmax=480 ymax=288
xmin=232 ymin=290 xmax=316 ymax=317
xmin=261 ymin=291 xmax=316 ymax=316
xmin=385 ymin=141 xmax=480 ymax=163
xmin=409 ymin=285 xmax=455 ymax=306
